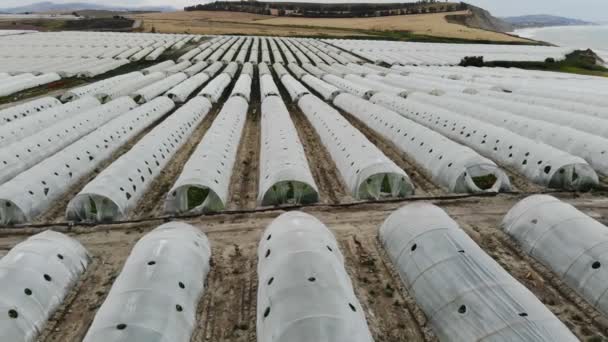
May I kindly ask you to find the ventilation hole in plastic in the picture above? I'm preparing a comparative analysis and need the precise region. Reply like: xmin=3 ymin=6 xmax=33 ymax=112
xmin=458 ymin=250 xmax=465 ymax=254
xmin=176 ymin=304 xmax=183 ymax=312
xmin=24 ymin=288 xmax=32 ymax=296
xmin=57 ymin=254 xmax=64 ymax=260
xmin=531 ymin=219 xmax=538 ymax=224
xmin=544 ymin=166 xmax=552 ymax=174
xmin=519 ymin=312 xmax=528 ymax=317
xmin=179 ymin=282 xmax=185 ymax=289
xmin=266 ymin=234 xmax=272 ymax=241
xmin=148 ymin=261 xmax=156 ymax=266
xmin=592 ymin=261 xmax=601 ymax=269
xmin=268 ymin=277 xmax=274 ymax=285
xmin=349 ymin=303 xmax=357 ymax=312
xmin=411 ymin=243 xmax=417 ymax=251
xmin=8 ymin=309 xmax=18 ymax=319
xmin=265 ymin=249 xmax=271 ymax=258
xmin=308 ymin=277 xmax=316 ymax=282
xmin=116 ymin=323 xmax=127 ymax=330
xmin=263 ymin=307 xmax=271 ymax=318
xmin=458 ymin=305 xmax=467 ymax=314
xmin=327 ymin=245 xmax=333 ymax=252
xmin=44 ymin=274 xmax=52 ymax=282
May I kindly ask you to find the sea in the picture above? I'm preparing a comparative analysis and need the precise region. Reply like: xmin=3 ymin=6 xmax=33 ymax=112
xmin=514 ymin=25 xmax=608 ymax=63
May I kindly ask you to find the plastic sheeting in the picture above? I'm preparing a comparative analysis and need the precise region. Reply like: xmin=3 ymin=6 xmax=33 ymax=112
xmin=302 ymin=64 xmax=326 ymax=78
xmin=287 ymin=63 xmax=307 ymax=79
xmin=260 ymin=74 xmax=280 ymax=101
xmin=241 ymin=62 xmax=254 ymax=78
xmin=82 ymin=222 xmax=211 ymax=342
xmin=145 ymin=46 xmax=165 ymax=61
xmin=333 ymin=93 xmax=511 ymax=193
xmin=101 ymin=72 xmax=165 ymax=102
xmin=182 ymin=61 xmax=208 ymax=77
xmin=0 ymin=73 xmax=61 ymax=97
xmin=129 ymin=47 xmax=153 ymax=61
xmin=164 ymin=96 xmax=247 ymax=214
xmin=0 ymin=97 xmax=60 ymax=125
xmin=273 ymin=63 xmax=288 ymax=79
xmin=61 ymin=72 xmax=143 ymax=102
xmin=198 ymin=73 xmax=232 ymax=103
xmin=230 ymin=74 xmax=252 ymax=102
xmin=77 ymin=59 xmax=130 ymax=79
xmin=425 ymin=93 xmax=608 ymax=176
xmin=66 ymin=97 xmax=212 ymax=222
xmin=0 ymin=97 xmax=174 ymax=224
xmin=257 ymin=211 xmax=374 ymax=342
xmin=298 ymin=93 xmax=414 ymax=199
xmin=223 ymin=62 xmax=239 ymax=78
xmin=166 ymin=72 xmax=210 ymax=103
xmin=502 ymin=195 xmax=608 ymax=317
xmin=0 ymin=230 xmax=89 ymax=341
xmin=301 ymin=74 xmax=342 ymax=101
xmin=485 ymin=91 xmax=607 ymax=121
xmin=132 ymin=72 xmax=188 ymax=104
xmin=471 ymin=92 xmax=608 ymax=140
xmin=344 ymin=74 xmax=408 ymax=98
xmin=202 ymin=61 xmax=223 ymax=78
xmin=258 ymin=62 xmax=271 ymax=76
xmin=322 ymin=74 xmax=374 ymax=99
xmin=0 ymin=96 xmax=99 ymax=146
xmin=142 ymin=60 xmax=175 ymax=75
xmin=259 ymin=96 xmax=318 ymax=205
xmin=371 ymin=93 xmax=599 ymax=191
xmin=178 ymin=48 xmax=201 ymax=62
xmin=280 ymin=74 xmax=310 ymax=103
xmin=380 ymin=202 xmax=578 ymax=342
xmin=0 ymin=97 xmax=136 ymax=185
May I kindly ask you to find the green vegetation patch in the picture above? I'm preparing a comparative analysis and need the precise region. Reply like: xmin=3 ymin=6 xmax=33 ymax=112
xmin=472 ymin=174 xmax=498 ymax=190
xmin=461 ymin=49 xmax=608 ymax=77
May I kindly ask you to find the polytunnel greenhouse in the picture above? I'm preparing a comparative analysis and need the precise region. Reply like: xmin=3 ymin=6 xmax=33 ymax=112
xmin=257 ymin=212 xmax=374 ymax=342
xmin=0 ymin=30 xmax=607 ymax=342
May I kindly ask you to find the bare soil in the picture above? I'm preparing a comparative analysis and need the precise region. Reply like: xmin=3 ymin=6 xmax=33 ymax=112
xmin=1 ymin=193 xmax=605 ymax=341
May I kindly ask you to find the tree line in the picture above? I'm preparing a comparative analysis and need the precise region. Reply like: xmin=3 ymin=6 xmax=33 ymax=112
xmin=184 ymin=1 xmax=469 ymax=18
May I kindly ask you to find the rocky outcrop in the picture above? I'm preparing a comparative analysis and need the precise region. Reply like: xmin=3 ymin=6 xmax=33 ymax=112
xmin=447 ymin=4 xmax=515 ymax=33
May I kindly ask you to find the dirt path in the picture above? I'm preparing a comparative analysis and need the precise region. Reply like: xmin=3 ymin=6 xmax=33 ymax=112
xmin=0 ymin=193 xmax=606 ymax=341
xmin=226 ymin=67 xmax=261 ymax=210
xmin=289 ymin=104 xmax=351 ymax=204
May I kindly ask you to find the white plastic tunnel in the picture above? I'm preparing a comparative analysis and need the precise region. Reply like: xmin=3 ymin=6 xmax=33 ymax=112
xmin=370 ymin=93 xmax=599 ymax=191
xmin=301 ymin=74 xmax=342 ymax=101
xmin=257 ymin=211 xmax=374 ymax=342
xmin=259 ymin=96 xmax=319 ymax=206
xmin=0 ymin=97 xmax=175 ymax=225
xmin=132 ymin=72 xmax=188 ymax=104
xmin=66 ymin=97 xmax=212 ymax=222
xmin=0 ymin=230 xmax=89 ymax=342
xmin=82 ymin=222 xmax=211 ymax=342
xmin=0 ymin=96 xmax=99 ymax=146
xmin=333 ymin=93 xmax=511 ymax=193
xmin=0 ymin=97 xmax=60 ymax=125
xmin=0 ymin=97 xmax=136 ymax=186
xmin=164 ymin=96 xmax=248 ymax=214
xmin=380 ymin=203 xmax=578 ymax=342
xmin=298 ymin=93 xmax=414 ymax=200
xmin=502 ymin=195 xmax=608 ymax=317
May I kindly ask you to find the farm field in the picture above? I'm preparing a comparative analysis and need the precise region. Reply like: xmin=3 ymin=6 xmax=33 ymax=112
xmin=130 ymin=10 xmax=370 ymax=37
xmin=130 ymin=10 xmax=528 ymax=42
xmin=1 ymin=32 xmax=608 ymax=342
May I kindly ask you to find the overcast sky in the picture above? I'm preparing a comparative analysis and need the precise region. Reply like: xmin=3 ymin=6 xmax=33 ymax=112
xmin=2 ymin=0 xmax=607 ymax=22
